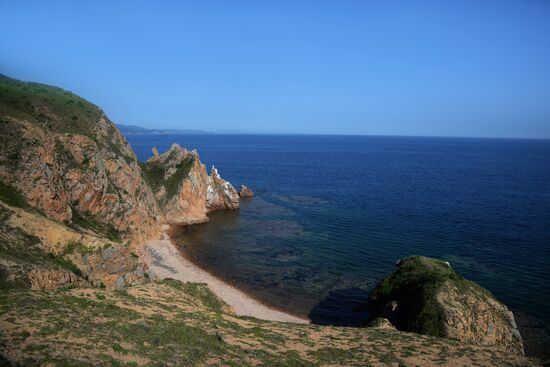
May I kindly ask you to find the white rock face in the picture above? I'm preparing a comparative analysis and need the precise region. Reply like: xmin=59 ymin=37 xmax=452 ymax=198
xmin=206 ymin=166 xmax=240 ymax=211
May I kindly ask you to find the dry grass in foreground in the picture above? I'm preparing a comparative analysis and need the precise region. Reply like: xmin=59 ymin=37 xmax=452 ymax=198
xmin=0 ymin=279 xmax=540 ymax=367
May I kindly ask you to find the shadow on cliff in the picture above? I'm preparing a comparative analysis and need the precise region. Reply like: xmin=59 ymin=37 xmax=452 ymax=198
xmin=308 ymin=287 xmax=370 ymax=327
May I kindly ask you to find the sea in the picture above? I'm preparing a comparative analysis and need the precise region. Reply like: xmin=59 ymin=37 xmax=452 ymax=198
xmin=127 ymin=134 xmax=550 ymax=329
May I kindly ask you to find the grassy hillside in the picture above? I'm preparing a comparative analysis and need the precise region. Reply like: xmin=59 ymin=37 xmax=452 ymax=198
xmin=0 ymin=279 xmax=537 ymax=367
xmin=0 ymin=74 xmax=102 ymax=137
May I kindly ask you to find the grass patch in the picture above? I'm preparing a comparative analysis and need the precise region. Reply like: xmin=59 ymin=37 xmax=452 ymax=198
xmin=47 ymin=253 xmax=83 ymax=277
xmin=0 ymin=74 xmax=101 ymax=138
xmin=70 ymin=208 xmax=122 ymax=242
xmin=0 ymin=74 xmax=136 ymax=165
xmin=309 ymin=347 xmax=351 ymax=364
xmin=63 ymin=240 xmax=94 ymax=255
xmin=54 ymin=140 xmax=79 ymax=169
xmin=0 ymin=284 xmax=525 ymax=367
xmin=140 ymin=153 xmax=194 ymax=203
xmin=0 ymin=180 xmax=31 ymax=209
xmin=259 ymin=350 xmax=315 ymax=367
xmin=115 ymin=314 xmax=228 ymax=364
xmin=163 ymin=157 xmax=194 ymax=200
xmin=139 ymin=161 xmax=165 ymax=191
xmin=162 ymin=279 xmax=225 ymax=313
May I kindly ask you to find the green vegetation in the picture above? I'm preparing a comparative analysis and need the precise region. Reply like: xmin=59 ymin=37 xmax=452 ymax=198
xmin=162 ymin=278 xmax=225 ymax=313
xmin=140 ymin=152 xmax=194 ymax=202
xmin=62 ymin=240 xmax=94 ymax=256
xmin=0 ymin=180 xmax=31 ymax=209
xmin=47 ymin=253 xmax=83 ymax=277
xmin=70 ymin=208 xmax=122 ymax=242
xmin=309 ymin=347 xmax=350 ymax=364
xmin=54 ymin=140 xmax=79 ymax=169
xmin=0 ymin=74 xmax=136 ymax=164
xmin=0 ymin=74 xmax=101 ymax=138
xmin=139 ymin=161 xmax=165 ymax=191
xmin=367 ymin=256 xmax=494 ymax=337
xmin=164 ymin=157 xmax=195 ymax=200
xmin=0 ymin=119 xmax=27 ymax=170
xmin=0 ymin=282 xmax=526 ymax=367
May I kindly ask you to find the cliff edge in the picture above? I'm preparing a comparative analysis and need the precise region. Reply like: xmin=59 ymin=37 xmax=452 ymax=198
xmin=0 ymin=74 xmax=163 ymax=245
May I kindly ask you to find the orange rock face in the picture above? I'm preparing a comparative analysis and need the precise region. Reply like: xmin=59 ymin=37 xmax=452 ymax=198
xmin=1 ymin=112 xmax=163 ymax=245
xmin=143 ymin=144 xmax=240 ymax=225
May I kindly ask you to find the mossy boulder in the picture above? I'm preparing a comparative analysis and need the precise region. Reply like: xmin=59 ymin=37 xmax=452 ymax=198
xmin=368 ymin=256 xmax=524 ymax=354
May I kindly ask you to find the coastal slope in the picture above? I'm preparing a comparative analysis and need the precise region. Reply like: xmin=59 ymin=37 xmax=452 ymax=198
xmin=0 ymin=280 xmax=539 ymax=366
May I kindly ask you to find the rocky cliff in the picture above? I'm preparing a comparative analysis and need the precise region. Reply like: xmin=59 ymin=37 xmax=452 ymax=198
xmin=0 ymin=74 xmax=243 ymax=243
xmin=141 ymin=144 xmax=240 ymax=224
xmin=0 ymin=74 xmax=242 ymax=291
xmin=0 ymin=74 xmax=163 ymax=245
xmin=206 ymin=166 xmax=240 ymax=211
xmin=367 ymin=256 xmax=524 ymax=354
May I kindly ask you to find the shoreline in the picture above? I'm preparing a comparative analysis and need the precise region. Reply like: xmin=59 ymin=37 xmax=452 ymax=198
xmin=142 ymin=225 xmax=309 ymax=324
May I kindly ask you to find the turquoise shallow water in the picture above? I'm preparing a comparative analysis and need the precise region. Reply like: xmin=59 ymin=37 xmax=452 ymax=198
xmin=127 ymin=134 xmax=550 ymax=327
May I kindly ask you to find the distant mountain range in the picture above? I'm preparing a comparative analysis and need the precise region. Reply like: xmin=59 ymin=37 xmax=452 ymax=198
xmin=116 ymin=123 xmax=211 ymax=135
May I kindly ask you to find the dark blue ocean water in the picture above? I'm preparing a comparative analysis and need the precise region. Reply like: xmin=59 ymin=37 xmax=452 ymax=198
xmin=127 ymin=134 xmax=550 ymax=327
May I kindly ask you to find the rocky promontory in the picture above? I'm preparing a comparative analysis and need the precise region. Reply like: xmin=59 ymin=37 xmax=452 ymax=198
xmin=141 ymin=144 xmax=240 ymax=224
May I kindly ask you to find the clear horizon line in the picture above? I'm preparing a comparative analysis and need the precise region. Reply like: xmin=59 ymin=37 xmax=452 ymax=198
xmin=122 ymin=126 xmax=550 ymax=141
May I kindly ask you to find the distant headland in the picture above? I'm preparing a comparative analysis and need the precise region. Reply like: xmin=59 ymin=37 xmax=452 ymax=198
xmin=116 ymin=123 xmax=212 ymax=135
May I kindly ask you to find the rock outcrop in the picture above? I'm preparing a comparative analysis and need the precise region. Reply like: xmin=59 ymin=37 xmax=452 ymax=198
xmin=206 ymin=166 xmax=240 ymax=211
xmin=141 ymin=144 xmax=208 ymax=224
xmin=141 ymin=144 xmax=239 ymax=224
xmin=238 ymin=184 xmax=254 ymax=198
xmin=367 ymin=256 xmax=524 ymax=354
xmin=69 ymin=244 xmax=150 ymax=290
xmin=0 ymin=199 xmax=150 ymax=291
xmin=0 ymin=74 xmax=163 ymax=245
xmin=28 ymin=269 xmax=81 ymax=290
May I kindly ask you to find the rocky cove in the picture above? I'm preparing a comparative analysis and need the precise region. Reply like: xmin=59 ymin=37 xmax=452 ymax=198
xmin=0 ymin=74 xmax=545 ymax=366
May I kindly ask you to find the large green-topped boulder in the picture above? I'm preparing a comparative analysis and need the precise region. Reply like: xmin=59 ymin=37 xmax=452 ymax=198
xmin=368 ymin=256 xmax=524 ymax=354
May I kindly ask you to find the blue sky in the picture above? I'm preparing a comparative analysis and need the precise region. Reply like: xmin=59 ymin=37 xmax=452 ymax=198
xmin=1 ymin=1 xmax=549 ymax=138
